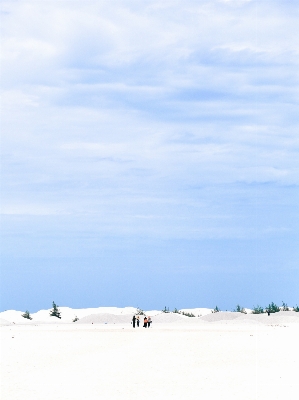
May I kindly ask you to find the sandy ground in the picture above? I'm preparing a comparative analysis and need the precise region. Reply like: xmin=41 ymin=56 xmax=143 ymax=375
xmin=1 ymin=322 xmax=298 ymax=400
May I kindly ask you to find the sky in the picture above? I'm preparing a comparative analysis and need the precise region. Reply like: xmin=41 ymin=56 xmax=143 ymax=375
xmin=1 ymin=0 xmax=298 ymax=312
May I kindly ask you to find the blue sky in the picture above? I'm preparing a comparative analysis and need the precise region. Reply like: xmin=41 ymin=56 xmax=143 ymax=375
xmin=1 ymin=0 xmax=298 ymax=312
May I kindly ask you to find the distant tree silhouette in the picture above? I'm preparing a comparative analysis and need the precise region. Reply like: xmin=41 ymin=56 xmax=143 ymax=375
xmin=49 ymin=301 xmax=61 ymax=319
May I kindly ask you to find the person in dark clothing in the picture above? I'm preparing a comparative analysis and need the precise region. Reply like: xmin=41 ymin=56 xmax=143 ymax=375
xmin=267 ymin=309 xmax=270 ymax=316
xmin=147 ymin=316 xmax=152 ymax=328
xmin=136 ymin=316 xmax=140 ymax=327
xmin=132 ymin=315 xmax=136 ymax=328
xmin=143 ymin=316 xmax=148 ymax=328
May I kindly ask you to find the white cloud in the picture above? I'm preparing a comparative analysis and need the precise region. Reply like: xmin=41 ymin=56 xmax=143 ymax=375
xmin=1 ymin=0 xmax=298 ymax=241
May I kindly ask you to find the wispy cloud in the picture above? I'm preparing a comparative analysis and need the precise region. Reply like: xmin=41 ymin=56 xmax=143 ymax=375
xmin=1 ymin=0 xmax=298 ymax=242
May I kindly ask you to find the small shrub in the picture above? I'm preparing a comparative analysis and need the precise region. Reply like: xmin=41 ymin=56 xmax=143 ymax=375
xmin=252 ymin=305 xmax=264 ymax=314
xmin=173 ymin=308 xmax=180 ymax=313
xmin=266 ymin=302 xmax=280 ymax=313
xmin=281 ymin=301 xmax=289 ymax=311
xmin=293 ymin=305 xmax=299 ymax=312
xmin=21 ymin=310 xmax=32 ymax=320
xmin=181 ymin=311 xmax=195 ymax=317
xmin=136 ymin=308 xmax=144 ymax=315
xmin=162 ymin=306 xmax=170 ymax=313
xmin=49 ymin=301 xmax=61 ymax=319
xmin=73 ymin=316 xmax=79 ymax=322
xmin=212 ymin=306 xmax=220 ymax=313
xmin=234 ymin=304 xmax=246 ymax=313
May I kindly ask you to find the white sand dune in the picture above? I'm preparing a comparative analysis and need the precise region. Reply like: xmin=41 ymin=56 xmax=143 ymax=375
xmin=1 ymin=316 xmax=298 ymax=400
xmin=200 ymin=310 xmax=299 ymax=325
xmin=149 ymin=312 xmax=190 ymax=323
xmin=71 ymin=311 xmax=208 ymax=325
xmin=0 ymin=318 xmax=12 ymax=326
xmin=77 ymin=313 xmax=135 ymax=324
xmin=32 ymin=306 xmax=138 ymax=321
xmin=1 ymin=307 xmax=299 ymax=326
xmin=1 ymin=307 xmax=299 ymax=400
xmin=0 ymin=306 xmax=139 ymax=324
xmin=180 ymin=307 xmax=213 ymax=316
xmin=200 ymin=311 xmax=240 ymax=322
xmin=236 ymin=311 xmax=299 ymax=324
xmin=0 ymin=311 xmax=34 ymax=325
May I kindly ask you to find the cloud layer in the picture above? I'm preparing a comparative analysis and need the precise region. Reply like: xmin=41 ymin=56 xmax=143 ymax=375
xmin=1 ymin=1 xmax=298 ymax=301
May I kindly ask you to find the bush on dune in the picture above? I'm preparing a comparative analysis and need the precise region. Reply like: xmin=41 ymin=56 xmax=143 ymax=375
xmin=266 ymin=302 xmax=280 ymax=313
xmin=172 ymin=308 xmax=195 ymax=317
xmin=252 ymin=305 xmax=264 ymax=314
xmin=233 ymin=305 xmax=246 ymax=313
xmin=181 ymin=311 xmax=195 ymax=317
xmin=281 ymin=301 xmax=289 ymax=311
xmin=21 ymin=310 xmax=32 ymax=320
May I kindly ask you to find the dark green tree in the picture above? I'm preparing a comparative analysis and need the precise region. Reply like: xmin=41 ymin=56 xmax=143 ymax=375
xmin=49 ymin=301 xmax=61 ymax=319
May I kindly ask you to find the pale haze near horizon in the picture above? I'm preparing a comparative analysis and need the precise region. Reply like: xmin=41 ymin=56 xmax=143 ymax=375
xmin=1 ymin=0 xmax=298 ymax=313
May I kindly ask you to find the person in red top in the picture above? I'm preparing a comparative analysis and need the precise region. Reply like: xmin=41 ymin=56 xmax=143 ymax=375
xmin=143 ymin=316 xmax=148 ymax=328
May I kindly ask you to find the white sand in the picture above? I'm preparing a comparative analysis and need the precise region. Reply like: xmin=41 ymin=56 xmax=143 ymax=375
xmin=1 ymin=308 xmax=299 ymax=399
xmin=0 ymin=307 xmax=139 ymax=324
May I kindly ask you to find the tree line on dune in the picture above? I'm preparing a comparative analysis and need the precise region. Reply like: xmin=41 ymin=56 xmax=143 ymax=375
xmin=21 ymin=301 xmax=299 ymax=320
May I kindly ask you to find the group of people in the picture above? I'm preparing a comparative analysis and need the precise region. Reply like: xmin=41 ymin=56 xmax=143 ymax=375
xmin=132 ymin=315 xmax=152 ymax=328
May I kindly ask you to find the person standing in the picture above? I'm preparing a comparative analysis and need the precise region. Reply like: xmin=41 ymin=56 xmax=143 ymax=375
xmin=143 ymin=316 xmax=148 ymax=328
xmin=132 ymin=315 xmax=136 ymax=328
xmin=147 ymin=316 xmax=152 ymax=328
xmin=136 ymin=316 xmax=140 ymax=327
